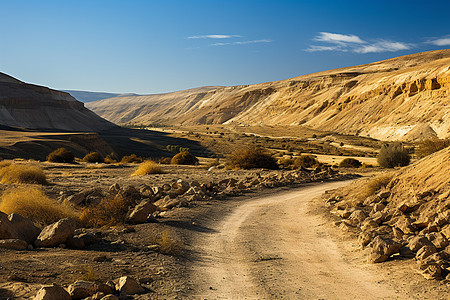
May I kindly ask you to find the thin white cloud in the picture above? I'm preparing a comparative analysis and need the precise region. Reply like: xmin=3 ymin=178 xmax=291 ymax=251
xmin=314 ymin=32 xmax=365 ymax=44
xmin=354 ymin=41 xmax=411 ymax=53
xmin=306 ymin=32 xmax=412 ymax=53
xmin=427 ymin=35 xmax=450 ymax=46
xmin=187 ymin=34 xmax=242 ymax=39
xmin=211 ymin=39 xmax=273 ymax=46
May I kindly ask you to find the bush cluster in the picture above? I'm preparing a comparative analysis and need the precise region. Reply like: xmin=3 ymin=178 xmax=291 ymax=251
xmin=294 ymin=155 xmax=319 ymax=168
xmin=82 ymin=152 xmax=103 ymax=163
xmin=377 ymin=143 xmax=410 ymax=168
xmin=120 ymin=154 xmax=143 ymax=164
xmin=171 ymin=151 xmax=199 ymax=165
xmin=227 ymin=146 xmax=278 ymax=170
xmin=339 ymin=158 xmax=362 ymax=168
xmin=47 ymin=147 xmax=75 ymax=163
xmin=416 ymin=138 xmax=450 ymax=158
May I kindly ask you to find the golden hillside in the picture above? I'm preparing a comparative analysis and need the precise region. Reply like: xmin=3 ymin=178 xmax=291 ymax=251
xmin=87 ymin=50 xmax=450 ymax=141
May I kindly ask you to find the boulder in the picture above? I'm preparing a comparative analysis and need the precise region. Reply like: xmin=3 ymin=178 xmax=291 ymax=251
xmin=8 ymin=213 xmax=41 ymax=244
xmin=408 ymin=235 xmax=434 ymax=252
xmin=426 ymin=232 xmax=449 ymax=250
xmin=126 ymin=200 xmax=157 ymax=224
xmin=348 ymin=210 xmax=367 ymax=225
xmin=368 ymin=236 xmax=402 ymax=263
xmin=115 ymin=276 xmax=145 ymax=294
xmin=100 ymin=295 xmax=119 ymax=300
xmin=0 ymin=239 xmax=28 ymax=250
xmin=420 ymin=263 xmax=442 ymax=280
xmin=416 ymin=245 xmax=437 ymax=261
xmin=0 ymin=211 xmax=18 ymax=240
xmin=395 ymin=215 xmax=416 ymax=235
xmin=35 ymin=218 xmax=76 ymax=248
xmin=67 ymin=280 xmax=96 ymax=299
xmin=34 ymin=284 xmax=71 ymax=300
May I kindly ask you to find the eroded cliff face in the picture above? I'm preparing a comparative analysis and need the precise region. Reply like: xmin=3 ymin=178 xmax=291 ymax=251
xmin=88 ymin=49 xmax=450 ymax=141
xmin=0 ymin=73 xmax=115 ymax=132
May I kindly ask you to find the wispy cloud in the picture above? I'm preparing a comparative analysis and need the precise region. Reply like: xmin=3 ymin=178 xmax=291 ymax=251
xmin=314 ymin=32 xmax=365 ymax=44
xmin=187 ymin=34 xmax=242 ymax=39
xmin=211 ymin=39 xmax=273 ymax=46
xmin=427 ymin=35 xmax=450 ymax=46
xmin=306 ymin=32 xmax=412 ymax=53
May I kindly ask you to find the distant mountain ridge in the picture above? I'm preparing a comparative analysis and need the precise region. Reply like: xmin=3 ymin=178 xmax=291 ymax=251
xmin=62 ymin=90 xmax=139 ymax=103
xmin=0 ymin=73 xmax=115 ymax=132
xmin=87 ymin=49 xmax=450 ymax=141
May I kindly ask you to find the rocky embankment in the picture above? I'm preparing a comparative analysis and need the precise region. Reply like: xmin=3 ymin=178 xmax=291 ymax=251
xmin=325 ymin=147 xmax=450 ymax=281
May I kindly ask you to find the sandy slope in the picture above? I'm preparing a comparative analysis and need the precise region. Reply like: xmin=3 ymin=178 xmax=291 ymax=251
xmin=187 ymin=182 xmax=399 ymax=299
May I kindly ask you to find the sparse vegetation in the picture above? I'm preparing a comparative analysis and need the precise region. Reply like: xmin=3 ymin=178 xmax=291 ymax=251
xmin=171 ymin=151 xmax=199 ymax=165
xmin=104 ymin=153 xmax=118 ymax=164
xmin=227 ymin=146 xmax=278 ymax=170
xmin=82 ymin=152 xmax=103 ymax=163
xmin=133 ymin=160 xmax=164 ymax=175
xmin=79 ymin=196 xmax=133 ymax=227
xmin=278 ymin=157 xmax=294 ymax=168
xmin=157 ymin=230 xmax=184 ymax=256
xmin=416 ymin=138 xmax=450 ymax=158
xmin=339 ymin=158 xmax=362 ymax=168
xmin=294 ymin=155 xmax=319 ymax=168
xmin=377 ymin=143 xmax=410 ymax=168
xmin=0 ymin=163 xmax=47 ymax=184
xmin=159 ymin=157 xmax=172 ymax=164
xmin=0 ymin=186 xmax=76 ymax=226
xmin=357 ymin=173 xmax=393 ymax=201
xmin=47 ymin=147 xmax=75 ymax=163
xmin=120 ymin=154 xmax=143 ymax=164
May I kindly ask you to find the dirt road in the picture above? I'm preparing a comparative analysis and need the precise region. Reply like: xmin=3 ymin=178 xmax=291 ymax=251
xmin=187 ymin=181 xmax=397 ymax=299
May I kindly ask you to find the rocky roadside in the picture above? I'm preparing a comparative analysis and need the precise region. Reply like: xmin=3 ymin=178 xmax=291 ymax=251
xmin=0 ymin=163 xmax=352 ymax=299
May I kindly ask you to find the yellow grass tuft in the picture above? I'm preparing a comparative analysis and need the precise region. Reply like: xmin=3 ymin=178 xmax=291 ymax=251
xmin=357 ymin=173 xmax=394 ymax=201
xmin=158 ymin=230 xmax=184 ymax=256
xmin=133 ymin=160 xmax=164 ymax=175
xmin=79 ymin=196 xmax=133 ymax=228
xmin=0 ymin=186 xmax=77 ymax=226
xmin=0 ymin=163 xmax=47 ymax=185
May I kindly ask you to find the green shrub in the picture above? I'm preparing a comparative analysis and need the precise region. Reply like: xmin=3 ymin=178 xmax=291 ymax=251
xmin=47 ymin=147 xmax=75 ymax=163
xmin=82 ymin=152 xmax=103 ymax=163
xmin=377 ymin=143 xmax=410 ymax=168
xmin=339 ymin=158 xmax=362 ymax=168
xmin=294 ymin=155 xmax=319 ymax=168
xmin=171 ymin=151 xmax=199 ymax=165
xmin=227 ymin=146 xmax=278 ymax=170
xmin=416 ymin=138 xmax=450 ymax=158
xmin=120 ymin=154 xmax=143 ymax=164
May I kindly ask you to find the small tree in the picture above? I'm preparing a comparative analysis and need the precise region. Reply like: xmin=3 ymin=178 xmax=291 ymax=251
xmin=377 ymin=143 xmax=410 ymax=168
xmin=47 ymin=148 xmax=75 ymax=163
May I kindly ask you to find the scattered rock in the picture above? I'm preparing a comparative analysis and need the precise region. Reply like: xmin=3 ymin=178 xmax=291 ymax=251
xmin=368 ymin=236 xmax=402 ymax=263
xmin=34 ymin=284 xmax=71 ymax=300
xmin=0 ymin=238 xmax=28 ymax=250
xmin=126 ymin=200 xmax=157 ymax=224
xmin=426 ymin=232 xmax=449 ymax=250
xmin=408 ymin=235 xmax=434 ymax=252
xmin=8 ymin=213 xmax=41 ymax=244
xmin=115 ymin=276 xmax=145 ymax=295
xmin=35 ymin=218 xmax=76 ymax=248
xmin=67 ymin=280 xmax=97 ymax=299
xmin=100 ymin=295 xmax=119 ymax=300
xmin=416 ymin=245 xmax=437 ymax=261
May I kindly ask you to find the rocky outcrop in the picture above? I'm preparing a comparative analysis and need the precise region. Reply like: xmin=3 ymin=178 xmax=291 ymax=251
xmin=0 ymin=72 xmax=115 ymax=132
xmin=88 ymin=49 xmax=450 ymax=141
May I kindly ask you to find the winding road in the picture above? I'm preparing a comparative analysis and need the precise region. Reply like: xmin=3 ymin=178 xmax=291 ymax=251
xmin=187 ymin=181 xmax=397 ymax=299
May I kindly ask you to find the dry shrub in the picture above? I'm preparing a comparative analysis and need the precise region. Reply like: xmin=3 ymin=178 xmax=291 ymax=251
xmin=79 ymin=196 xmax=133 ymax=227
xmin=104 ymin=153 xmax=118 ymax=164
xmin=416 ymin=138 xmax=450 ymax=158
xmin=157 ymin=230 xmax=184 ymax=256
xmin=82 ymin=152 xmax=103 ymax=163
xmin=227 ymin=146 xmax=278 ymax=170
xmin=0 ymin=186 xmax=76 ymax=226
xmin=0 ymin=163 xmax=47 ymax=184
xmin=72 ymin=264 xmax=103 ymax=283
xmin=294 ymin=155 xmax=319 ymax=168
xmin=133 ymin=160 xmax=164 ymax=175
xmin=357 ymin=173 xmax=393 ymax=201
xmin=171 ymin=151 xmax=199 ymax=165
xmin=339 ymin=158 xmax=362 ymax=168
xmin=377 ymin=143 xmax=410 ymax=168
xmin=47 ymin=147 xmax=75 ymax=163
xmin=159 ymin=157 xmax=172 ymax=164
xmin=278 ymin=157 xmax=294 ymax=168
xmin=120 ymin=154 xmax=143 ymax=164
xmin=205 ymin=159 xmax=220 ymax=169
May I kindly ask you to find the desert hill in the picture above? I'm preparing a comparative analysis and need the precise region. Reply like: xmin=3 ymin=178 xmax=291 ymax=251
xmin=62 ymin=90 xmax=139 ymax=103
xmin=87 ymin=49 xmax=450 ymax=141
xmin=0 ymin=73 xmax=116 ymax=132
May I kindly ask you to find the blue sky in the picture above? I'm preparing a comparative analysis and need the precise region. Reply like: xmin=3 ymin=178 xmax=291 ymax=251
xmin=1 ymin=0 xmax=449 ymax=94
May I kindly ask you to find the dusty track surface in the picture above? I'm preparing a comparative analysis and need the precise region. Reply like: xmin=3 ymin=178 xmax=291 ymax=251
xmin=187 ymin=182 xmax=398 ymax=299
